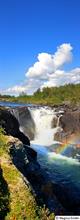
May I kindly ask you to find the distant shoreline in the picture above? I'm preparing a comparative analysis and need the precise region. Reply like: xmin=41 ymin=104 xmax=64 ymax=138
xmin=0 ymin=84 xmax=80 ymax=107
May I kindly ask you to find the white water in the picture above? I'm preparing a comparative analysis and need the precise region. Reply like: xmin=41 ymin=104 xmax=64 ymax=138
xmin=30 ymin=107 xmax=59 ymax=146
xmin=1 ymin=102 xmax=80 ymax=212
xmin=29 ymin=107 xmax=80 ymax=165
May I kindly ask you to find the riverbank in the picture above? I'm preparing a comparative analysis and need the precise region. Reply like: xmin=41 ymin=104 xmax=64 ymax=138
xmin=0 ymin=83 xmax=80 ymax=106
xmin=0 ymin=130 xmax=55 ymax=220
xmin=0 ymin=104 xmax=80 ymax=216
xmin=0 ymin=107 xmax=64 ymax=218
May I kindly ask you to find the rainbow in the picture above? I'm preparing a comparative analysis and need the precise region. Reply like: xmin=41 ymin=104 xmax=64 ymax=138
xmin=53 ymin=133 xmax=80 ymax=154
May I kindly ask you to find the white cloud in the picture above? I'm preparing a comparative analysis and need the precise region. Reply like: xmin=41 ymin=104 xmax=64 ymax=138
xmin=1 ymin=43 xmax=80 ymax=95
xmin=26 ymin=43 xmax=72 ymax=79
xmin=53 ymin=43 xmax=72 ymax=68
xmin=7 ymin=85 xmax=27 ymax=93
xmin=41 ymin=68 xmax=80 ymax=89
xmin=2 ymin=79 xmax=43 ymax=95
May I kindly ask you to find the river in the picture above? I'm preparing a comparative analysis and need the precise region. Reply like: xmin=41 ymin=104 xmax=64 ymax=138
xmin=0 ymin=101 xmax=80 ymax=214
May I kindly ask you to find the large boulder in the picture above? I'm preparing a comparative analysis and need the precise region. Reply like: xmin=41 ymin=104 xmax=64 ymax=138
xmin=11 ymin=107 xmax=36 ymax=140
xmin=54 ymin=107 xmax=80 ymax=143
xmin=0 ymin=107 xmax=30 ymax=146
xmin=59 ymin=110 xmax=80 ymax=133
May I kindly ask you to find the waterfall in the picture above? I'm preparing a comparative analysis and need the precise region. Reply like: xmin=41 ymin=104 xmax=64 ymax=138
xmin=57 ymin=115 xmax=62 ymax=127
xmin=30 ymin=107 xmax=61 ymax=146
xmin=0 ymin=102 xmax=80 ymax=213
xmin=10 ymin=105 xmax=80 ymax=164
xmin=29 ymin=107 xmax=80 ymax=165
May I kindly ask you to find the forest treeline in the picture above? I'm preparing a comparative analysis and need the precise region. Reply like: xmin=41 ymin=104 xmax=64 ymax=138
xmin=0 ymin=84 xmax=80 ymax=106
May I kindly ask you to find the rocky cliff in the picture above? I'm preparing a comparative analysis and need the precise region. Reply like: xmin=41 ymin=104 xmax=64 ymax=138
xmin=0 ymin=107 xmax=30 ymax=145
xmin=0 ymin=105 xmax=80 ymax=215
xmin=0 ymin=106 xmax=64 ymax=215
xmin=11 ymin=106 xmax=36 ymax=140
xmin=54 ymin=105 xmax=80 ymax=143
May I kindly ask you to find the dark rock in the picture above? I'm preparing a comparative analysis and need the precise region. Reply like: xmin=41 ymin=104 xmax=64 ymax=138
xmin=0 ymin=107 xmax=30 ymax=146
xmin=59 ymin=110 xmax=80 ymax=133
xmin=11 ymin=106 xmax=36 ymax=140
xmin=0 ymin=164 xmax=10 ymax=219
xmin=24 ymin=145 xmax=37 ymax=161
xmin=9 ymin=143 xmax=37 ymax=167
xmin=9 ymin=142 xmax=42 ymax=186
xmin=51 ymin=115 xmax=58 ymax=128
xmin=17 ymin=131 xmax=30 ymax=145
xmin=0 ymin=107 xmax=19 ymax=136
xmin=54 ymin=107 xmax=80 ymax=143
xmin=0 ymin=164 xmax=3 ymax=175
xmin=54 ymin=127 xmax=63 ymax=142
xmin=9 ymin=141 xmax=65 ymax=214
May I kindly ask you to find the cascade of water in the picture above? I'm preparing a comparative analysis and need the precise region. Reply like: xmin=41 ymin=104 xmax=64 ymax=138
xmin=29 ymin=107 xmax=80 ymax=165
xmin=5 ymin=103 xmax=80 ymax=213
xmin=30 ymin=107 xmax=59 ymax=146
xmin=57 ymin=115 xmax=62 ymax=127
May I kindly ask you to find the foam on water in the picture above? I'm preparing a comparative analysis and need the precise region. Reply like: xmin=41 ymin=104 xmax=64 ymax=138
xmin=30 ymin=107 xmax=58 ymax=146
xmin=31 ymin=142 xmax=80 ymax=166
xmin=30 ymin=107 xmax=80 ymax=165
xmin=1 ymin=102 xmax=80 ymax=211
xmin=48 ymin=151 xmax=80 ymax=165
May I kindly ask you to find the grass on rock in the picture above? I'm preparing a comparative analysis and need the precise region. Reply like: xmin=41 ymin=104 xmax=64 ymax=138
xmin=0 ymin=128 xmax=54 ymax=220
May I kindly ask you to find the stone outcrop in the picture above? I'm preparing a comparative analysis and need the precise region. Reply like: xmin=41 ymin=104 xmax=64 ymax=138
xmin=9 ymin=139 xmax=65 ymax=214
xmin=59 ymin=109 xmax=80 ymax=133
xmin=11 ymin=106 xmax=36 ymax=140
xmin=54 ymin=106 xmax=80 ymax=143
xmin=0 ymin=107 xmax=65 ymax=214
xmin=51 ymin=115 xmax=58 ymax=128
xmin=1 ymin=104 xmax=80 ymax=214
xmin=0 ymin=107 xmax=30 ymax=145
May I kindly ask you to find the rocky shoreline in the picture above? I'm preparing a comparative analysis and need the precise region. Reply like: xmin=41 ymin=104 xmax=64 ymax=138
xmin=0 ymin=106 xmax=65 ymax=214
xmin=0 ymin=105 xmax=80 ymax=215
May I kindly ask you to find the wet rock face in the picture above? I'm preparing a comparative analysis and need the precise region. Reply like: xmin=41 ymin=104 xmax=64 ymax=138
xmin=54 ymin=107 xmax=80 ymax=143
xmin=11 ymin=107 xmax=36 ymax=140
xmin=0 ymin=107 xmax=30 ymax=146
xmin=54 ymin=128 xmax=63 ymax=142
xmin=51 ymin=115 xmax=58 ymax=128
xmin=0 ymin=108 xmax=19 ymax=136
xmin=59 ymin=110 xmax=80 ymax=133
xmin=9 ymin=141 xmax=65 ymax=214
xmin=9 ymin=144 xmax=37 ymax=169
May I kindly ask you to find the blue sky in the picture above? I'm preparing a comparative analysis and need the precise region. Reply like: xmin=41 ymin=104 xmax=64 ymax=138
xmin=0 ymin=0 xmax=80 ymax=95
